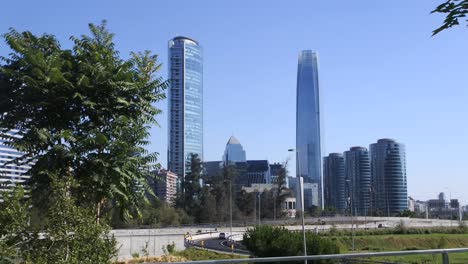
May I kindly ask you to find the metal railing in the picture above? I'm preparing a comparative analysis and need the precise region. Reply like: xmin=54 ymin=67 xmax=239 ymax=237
xmin=155 ymin=248 xmax=468 ymax=264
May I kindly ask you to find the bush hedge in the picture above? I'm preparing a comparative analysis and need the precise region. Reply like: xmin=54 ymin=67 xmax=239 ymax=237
xmin=243 ymin=225 xmax=339 ymax=264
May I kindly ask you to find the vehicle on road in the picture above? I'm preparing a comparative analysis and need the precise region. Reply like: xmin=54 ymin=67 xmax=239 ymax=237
xmin=219 ymin=232 xmax=226 ymax=239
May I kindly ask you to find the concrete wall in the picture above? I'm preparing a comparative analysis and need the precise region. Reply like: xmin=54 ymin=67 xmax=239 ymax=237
xmin=112 ymin=218 xmax=466 ymax=260
xmin=111 ymin=227 xmax=244 ymax=260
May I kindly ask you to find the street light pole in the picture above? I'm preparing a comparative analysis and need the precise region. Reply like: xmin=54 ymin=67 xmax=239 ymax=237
xmin=346 ymin=179 xmax=355 ymax=252
xmin=289 ymin=148 xmax=307 ymax=264
xmin=258 ymin=192 xmax=262 ymax=225
xmin=230 ymin=179 xmax=233 ymax=240
xmin=223 ymin=179 xmax=233 ymax=239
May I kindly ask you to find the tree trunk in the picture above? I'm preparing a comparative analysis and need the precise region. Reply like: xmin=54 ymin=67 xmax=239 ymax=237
xmin=96 ymin=200 xmax=101 ymax=225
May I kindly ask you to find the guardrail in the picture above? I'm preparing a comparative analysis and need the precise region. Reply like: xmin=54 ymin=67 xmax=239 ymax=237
xmin=156 ymin=248 xmax=468 ymax=264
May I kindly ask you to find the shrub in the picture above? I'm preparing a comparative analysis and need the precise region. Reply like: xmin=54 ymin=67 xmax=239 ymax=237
xmin=458 ymin=221 xmax=467 ymax=233
xmin=167 ymin=242 xmax=176 ymax=254
xmin=243 ymin=225 xmax=339 ymax=263
xmin=0 ymin=180 xmax=118 ymax=264
xmin=395 ymin=220 xmax=407 ymax=234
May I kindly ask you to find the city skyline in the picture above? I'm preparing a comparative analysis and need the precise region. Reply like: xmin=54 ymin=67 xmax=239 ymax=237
xmin=1 ymin=0 xmax=468 ymax=203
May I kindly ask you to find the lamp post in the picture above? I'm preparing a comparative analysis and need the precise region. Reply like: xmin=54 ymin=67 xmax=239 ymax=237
xmin=289 ymin=148 xmax=307 ymax=264
xmin=229 ymin=179 xmax=232 ymax=239
xmin=445 ymin=187 xmax=453 ymax=225
xmin=224 ymin=179 xmax=233 ymax=240
xmin=346 ymin=179 xmax=355 ymax=252
xmin=258 ymin=191 xmax=261 ymax=225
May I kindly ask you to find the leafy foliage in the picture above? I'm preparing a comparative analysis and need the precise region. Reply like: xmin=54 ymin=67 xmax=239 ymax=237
xmin=0 ymin=181 xmax=117 ymax=264
xmin=243 ymin=225 xmax=339 ymax=264
xmin=273 ymin=161 xmax=290 ymax=218
xmin=0 ymin=20 xmax=167 ymax=218
xmin=0 ymin=186 xmax=30 ymax=263
xmin=432 ymin=0 xmax=468 ymax=35
xmin=182 ymin=153 xmax=203 ymax=214
xmin=174 ymin=161 xmax=293 ymax=224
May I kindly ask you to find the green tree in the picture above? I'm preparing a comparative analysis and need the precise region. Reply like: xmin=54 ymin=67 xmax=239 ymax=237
xmin=22 ymin=176 xmax=117 ymax=263
xmin=0 ymin=185 xmax=29 ymax=263
xmin=0 ymin=180 xmax=117 ymax=264
xmin=0 ymin=21 xmax=167 ymax=220
xmin=243 ymin=225 xmax=339 ymax=264
xmin=273 ymin=161 xmax=291 ymax=219
xmin=236 ymin=189 xmax=255 ymax=218
xmin=179 ymin=153 xmax=203 ymax=215
xmin=211 ymin=164 xmax=238 ymax=223
xmin=432 ymin=0 xmax=468 ymax=35
xmin=197 ymin=186 xmax=218 ymax=223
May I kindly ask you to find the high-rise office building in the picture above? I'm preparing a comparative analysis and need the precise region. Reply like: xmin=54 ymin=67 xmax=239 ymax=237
xmin=167 ymin=36 xmax=203 ymax=181
xmin=149 ymin=170 xmax=178 ymax=205
xmin=0 ymin=132 xmax=31 ymax=201
xmin=370 ymin=138 xmax=407 ymax=216
xmin=269 ymin=163 xmax=283 ymax=184
xmin=303 ymin=182 xmax=319 ymax=210
xmin=296 ymin=50 xmax=323 ymax=208
xmin=222 ymin=136 xmax=246 ymax=164
xmin=323 ymin=153 xmax=346 ymax=213
xmin=344 ymin=146 xmax=371 ymax=216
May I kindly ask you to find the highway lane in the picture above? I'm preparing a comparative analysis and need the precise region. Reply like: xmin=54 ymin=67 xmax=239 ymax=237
xmin=192 ymin=238 xmax=251 ymax=255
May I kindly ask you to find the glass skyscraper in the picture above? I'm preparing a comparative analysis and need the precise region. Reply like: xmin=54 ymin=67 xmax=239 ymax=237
xmin=296 ymin=50 xmax=323 ymax=208
xmin=370 ymin=139 xmax=407 ymax=216
xmin=323 ymin=153 xmax=346 ymax=213
xmin=223 ymin=136 xmax=246 ymax=164
xmin=344 ymin=146 xmax=371 ymax=216
xmin=168 ymin=36 xmax=203 ymax=180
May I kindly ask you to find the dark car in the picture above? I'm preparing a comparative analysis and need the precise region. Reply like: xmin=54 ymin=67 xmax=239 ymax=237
xmin=218 ymin=232 xmax=226 ymax=240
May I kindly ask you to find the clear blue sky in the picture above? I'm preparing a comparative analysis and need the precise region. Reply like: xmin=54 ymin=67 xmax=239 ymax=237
xmin=1 ymin=0 xmax=467 ymax=203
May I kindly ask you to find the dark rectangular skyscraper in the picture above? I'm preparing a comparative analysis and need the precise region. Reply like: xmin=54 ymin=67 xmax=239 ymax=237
xmin=344 ymin=147 xmax=371 ymax=216
xmin=323 ymin=153 xmax=346 ymax=213
xmin=168 ymin=36 xmax=203 ymax=181
xmin=296 ymin=50 xmax=322 ymax=209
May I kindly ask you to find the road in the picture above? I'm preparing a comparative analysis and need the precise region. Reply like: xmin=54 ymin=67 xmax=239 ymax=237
xmin=192 ymin=237 xmax=251 ymax=255
xmin=112 ymin=217 xmax=466 ymax=260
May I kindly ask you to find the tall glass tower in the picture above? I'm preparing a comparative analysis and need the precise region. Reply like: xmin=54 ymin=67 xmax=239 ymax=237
xmin=296 ymin=50 xmax=322 ymax=208
xmin=223 ymin=136 xmax=246 ymax=164
xmin=323 ymin=153 xmax=346 ymax=213
xmin=168 ymin=36 xmax=203 ymax=181
xmin=370 ymin=139 xmax=407 ymax=216
xmin=344 ymin=147 xmax=371 ymax=216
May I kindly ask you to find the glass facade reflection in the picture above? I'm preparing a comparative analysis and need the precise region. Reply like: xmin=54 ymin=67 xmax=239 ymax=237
xmin=344 ymin=147 xmax=371 ymax=216
xmin=0 ymin=131 xmax=31 ymax=201
xmin=223 ymin=136 xmax=246 ymax=164
xmin=296 ymin=50 xmax=322 ymax=208
xmin=168 ymin=36 xmax=203 ymax=180
xmin=370 ymin=139 xmax=407 ymax=216
xmin=323 ymin=153 xmax=346 ymax=213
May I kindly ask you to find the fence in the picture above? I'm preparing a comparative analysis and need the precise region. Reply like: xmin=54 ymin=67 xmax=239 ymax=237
xmin=155 ymin=248 xmax=468 ymax=264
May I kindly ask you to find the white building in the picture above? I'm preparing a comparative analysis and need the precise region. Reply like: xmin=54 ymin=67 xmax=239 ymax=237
xmin=154 ymin=170 xmax=178 ymax=205
xmin=0 ymin=132 xmax=32 ymax=201
xmin=282 ymin=197 xmax=297 ymax=218
xmin=408 ymin=196 xmax=416 ymax=212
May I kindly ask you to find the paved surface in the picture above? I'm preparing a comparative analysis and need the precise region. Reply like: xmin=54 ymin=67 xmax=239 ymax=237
xmin=113 ymin=217 xmax=467 ymax=260
xmin=192 ymin=238 xmax=250 ymax=255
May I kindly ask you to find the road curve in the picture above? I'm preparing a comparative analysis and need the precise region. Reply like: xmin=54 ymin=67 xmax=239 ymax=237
xmin=191 ymin=238 xmax=251 ymax=255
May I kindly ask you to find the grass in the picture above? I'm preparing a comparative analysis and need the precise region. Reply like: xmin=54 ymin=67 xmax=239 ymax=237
xmin=331 ymin=233 xmax=468 ymax=264
xmin=174 ymin=248 xmax=248 ymax=261
xmin=116 ymin=248 xmax=247 ymax=263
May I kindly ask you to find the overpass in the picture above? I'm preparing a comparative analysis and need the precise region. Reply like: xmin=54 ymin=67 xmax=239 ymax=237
xmin=112 ymin=217 xmax=465 ymax=261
